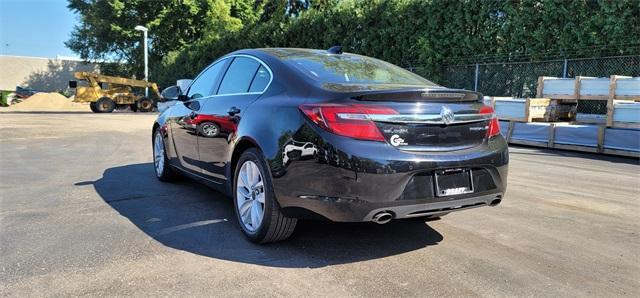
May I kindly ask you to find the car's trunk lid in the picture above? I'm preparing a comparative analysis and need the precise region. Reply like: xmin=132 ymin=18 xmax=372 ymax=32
xmin=349 ymin=88 xmax=491 ymax=151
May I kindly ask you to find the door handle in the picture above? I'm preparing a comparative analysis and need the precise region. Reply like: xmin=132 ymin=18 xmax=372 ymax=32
xmin=227 ymin=106 xmax=241 ymax=116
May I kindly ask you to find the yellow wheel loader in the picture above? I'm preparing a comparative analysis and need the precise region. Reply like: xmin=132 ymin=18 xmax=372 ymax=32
xmin=69 ymin=72 xmax=162 ymax=113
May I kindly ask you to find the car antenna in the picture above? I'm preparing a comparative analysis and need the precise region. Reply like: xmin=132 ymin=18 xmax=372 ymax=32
xmin=327 ymin=45 xmax=343 ymax=54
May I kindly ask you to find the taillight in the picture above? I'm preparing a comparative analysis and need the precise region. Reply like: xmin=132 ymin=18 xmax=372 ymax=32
xmin=479 ymin=106 xmax=500 ymax=137
xmin=299 ymin=104 xmax=398 ymax=141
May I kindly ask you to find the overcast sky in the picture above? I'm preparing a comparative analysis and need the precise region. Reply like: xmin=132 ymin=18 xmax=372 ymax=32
xmin=0 ymin=0 xmax=78 ymax=58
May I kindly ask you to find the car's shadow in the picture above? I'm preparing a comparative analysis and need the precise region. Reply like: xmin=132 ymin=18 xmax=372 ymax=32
xmin=75 ymin=163 xmax=443 ymax=268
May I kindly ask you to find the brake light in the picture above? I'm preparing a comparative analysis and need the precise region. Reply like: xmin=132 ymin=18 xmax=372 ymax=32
xmin=479 ymin=106 xmax=500 ymax=137
xmin=299 ymin=104 xmax=397 ymax=141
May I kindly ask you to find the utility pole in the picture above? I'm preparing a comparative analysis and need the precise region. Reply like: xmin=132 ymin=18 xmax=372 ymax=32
xmin=474 ymin=63 xmax=479 ymax=91
xmin=135 ymin=25 xmax=149 ymax=97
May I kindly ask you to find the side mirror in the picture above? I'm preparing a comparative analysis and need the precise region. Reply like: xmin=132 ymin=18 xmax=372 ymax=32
xmin=160 ymin=85 xmax=182 ymax=101
xmin=68 ymin=81 xmax=77 ymax=88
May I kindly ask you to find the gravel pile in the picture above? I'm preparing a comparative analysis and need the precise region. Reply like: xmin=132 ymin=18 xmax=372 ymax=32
xmin=2 ymin=93 xmax=88 ymax=111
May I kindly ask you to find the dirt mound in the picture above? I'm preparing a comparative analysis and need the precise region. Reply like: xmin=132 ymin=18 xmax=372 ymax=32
xmin=4 ymin=92 xmax=88 ymax=111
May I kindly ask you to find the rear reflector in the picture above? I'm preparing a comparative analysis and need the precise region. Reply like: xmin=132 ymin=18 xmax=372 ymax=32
xmin=479 ymin=106 xmax=500 ymax=137
xmin=299 ymin=104 xmax=397 ymax=141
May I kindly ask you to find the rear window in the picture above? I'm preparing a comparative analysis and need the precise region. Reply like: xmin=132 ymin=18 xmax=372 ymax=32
xmin=282 ymin=51 xmax=438 ymax=87
xmin=249 ymin=65 xmax=271 ymax=92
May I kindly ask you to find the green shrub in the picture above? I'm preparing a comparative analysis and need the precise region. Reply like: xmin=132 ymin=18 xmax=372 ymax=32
xmin=1 ymin=91 xmax=12 ymax=107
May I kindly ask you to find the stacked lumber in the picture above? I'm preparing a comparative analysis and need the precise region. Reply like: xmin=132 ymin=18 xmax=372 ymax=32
xmin=500 ymin=121 xmax=639 ymax=158
xmin=536 ymin=76 xmax=640 ymax=128
xmin=612 ymin=101 xmax=640 ymax=128
xmin=607 ymin=76 xmax=640 ymax=128
xmin=487 ymin=97 xmax=574 ymax=123
xmin=486 ymin=76 xmax=639 ymax=158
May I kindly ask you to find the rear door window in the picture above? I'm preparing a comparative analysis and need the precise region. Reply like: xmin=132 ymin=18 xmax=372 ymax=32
xmin=217 ymin=57 xmax=261 ymax=95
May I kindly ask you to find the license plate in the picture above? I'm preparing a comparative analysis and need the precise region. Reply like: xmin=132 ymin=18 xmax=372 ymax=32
xmin=434 ymin=168 xmax=474 ymax=197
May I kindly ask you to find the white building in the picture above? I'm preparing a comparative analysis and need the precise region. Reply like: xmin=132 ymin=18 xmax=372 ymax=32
xmin=0 ymin=55 xmax=99 ymax=92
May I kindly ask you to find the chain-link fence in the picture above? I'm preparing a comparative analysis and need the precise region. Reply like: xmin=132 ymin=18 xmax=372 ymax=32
xmin=428 ymin=55 xmax=640 ymax=98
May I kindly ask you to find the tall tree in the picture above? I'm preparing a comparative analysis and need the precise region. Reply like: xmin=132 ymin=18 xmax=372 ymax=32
xmin=66 ymin=0 xmax=242 ymax=78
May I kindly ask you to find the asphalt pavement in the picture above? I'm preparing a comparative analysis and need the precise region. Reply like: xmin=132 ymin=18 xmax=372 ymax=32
xmin=1 ymin=112 xmax=638 ymax=296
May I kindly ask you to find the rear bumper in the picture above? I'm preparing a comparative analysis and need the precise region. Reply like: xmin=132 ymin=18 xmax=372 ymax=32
xmin=282 ymin=192 xmax=503 ymax=222
xmin=271 ymin=125 xmax=509 ymax=222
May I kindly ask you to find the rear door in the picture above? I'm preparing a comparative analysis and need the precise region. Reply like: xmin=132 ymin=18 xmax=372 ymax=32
xmin=197 ymin=56 xmax=271 ymax=182
xmin=169 ymin=59 xmax=228 ymax=174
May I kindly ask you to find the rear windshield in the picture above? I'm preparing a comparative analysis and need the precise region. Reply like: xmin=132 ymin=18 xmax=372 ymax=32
xmin=281 ymin=51 xmax=439 ymax=87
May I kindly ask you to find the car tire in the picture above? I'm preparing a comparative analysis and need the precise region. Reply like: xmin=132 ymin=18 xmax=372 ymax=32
xmin=233 ymin=148 xmax=297 ymax=243
xmin=95 ymin=97 xmax=115 ymax=113
xmin=153 ymin=130 xmax=177 ymax=182
xmin=137 ymin=97 xmax=154 ymax=112
xmin=198 ymin=122 xmax=220 ymax=137
xmin=89 ymin=102 xmax=99 ymax=113
xmin=130 ymin=104 xmax=138 ymax=112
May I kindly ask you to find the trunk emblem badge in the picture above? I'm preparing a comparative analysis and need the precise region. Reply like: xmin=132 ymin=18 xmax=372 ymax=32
xmin=440 ymin=106 xmax=455 ymax=124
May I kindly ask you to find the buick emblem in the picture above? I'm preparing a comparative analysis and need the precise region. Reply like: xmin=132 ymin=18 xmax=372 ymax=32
xmin=440 ymin=106 xmax=455 ymax=124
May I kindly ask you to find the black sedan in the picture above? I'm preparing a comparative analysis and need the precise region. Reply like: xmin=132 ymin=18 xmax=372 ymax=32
xmin=153 ymin=47 xmax=508 ymax=243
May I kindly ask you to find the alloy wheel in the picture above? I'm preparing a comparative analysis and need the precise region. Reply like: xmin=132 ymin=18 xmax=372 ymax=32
xmin=236 ymin=160 xmax=265 ymax=232
xmin=153 ymin=132 xmax=165 ymax=176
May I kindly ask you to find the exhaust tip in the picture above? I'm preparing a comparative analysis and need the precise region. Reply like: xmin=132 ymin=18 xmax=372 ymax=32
xmin=490 ymin=199 xmax=502 ymax=206
xmin=372 ymin=211 xmax=393 ymax=224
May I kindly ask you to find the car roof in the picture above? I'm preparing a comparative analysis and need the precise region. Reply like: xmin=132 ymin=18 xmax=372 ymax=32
xmin=255 ymin=47 xmax=335 ymax=57
xmin=229 ymin=48 xmax=357 ymax=61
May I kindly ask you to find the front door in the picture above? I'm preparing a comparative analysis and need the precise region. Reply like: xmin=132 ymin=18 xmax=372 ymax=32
xmin=198 ymin=56 xmax=272 ymax=182
xmin=169 ymin=58 xmax=229 ymax=174
xmin=170 ymin=100 xmax=202 ymax=173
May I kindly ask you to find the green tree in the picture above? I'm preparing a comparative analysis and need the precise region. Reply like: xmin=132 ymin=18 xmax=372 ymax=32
xmin=66 ymin=0 xmax=243 ymax=78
